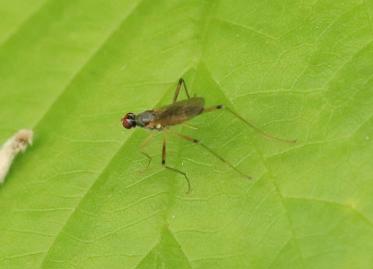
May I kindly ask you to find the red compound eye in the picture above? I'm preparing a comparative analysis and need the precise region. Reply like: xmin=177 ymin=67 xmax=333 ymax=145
xmin=121 ymin=113 xmax=136 ymax=129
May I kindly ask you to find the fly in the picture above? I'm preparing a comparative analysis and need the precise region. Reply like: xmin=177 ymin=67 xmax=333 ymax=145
xmin=121 ymin=78 xmax=296 ymax=193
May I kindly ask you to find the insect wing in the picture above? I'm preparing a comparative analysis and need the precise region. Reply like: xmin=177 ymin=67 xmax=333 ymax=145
xmin=156 ymin=98 xmax=205 ymax=126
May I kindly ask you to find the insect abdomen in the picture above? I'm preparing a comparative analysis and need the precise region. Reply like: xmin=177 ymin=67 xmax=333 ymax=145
xmin=158 ymin=97 xmax=205 ymax=127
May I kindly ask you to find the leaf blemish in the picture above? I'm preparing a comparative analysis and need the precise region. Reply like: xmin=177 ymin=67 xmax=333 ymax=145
xmin=0 ymin=129 xmax=33 ymax=184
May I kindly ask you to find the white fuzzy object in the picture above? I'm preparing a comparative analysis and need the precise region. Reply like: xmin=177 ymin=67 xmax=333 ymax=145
xmin=0 ymin=129 xmax=33 ymax=184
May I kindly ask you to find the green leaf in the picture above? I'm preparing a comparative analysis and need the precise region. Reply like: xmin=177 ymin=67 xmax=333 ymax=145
xmin=0 ymin=0 xmax=372 ymax=268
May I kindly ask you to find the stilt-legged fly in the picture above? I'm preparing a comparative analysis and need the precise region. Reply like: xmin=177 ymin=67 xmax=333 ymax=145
xmin=121 ymin=78 xmax=296 ymax=193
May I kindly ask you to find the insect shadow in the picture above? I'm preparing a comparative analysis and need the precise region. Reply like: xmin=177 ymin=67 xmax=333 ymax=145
xmin=122 ymin=78 xmax=296 ymax=193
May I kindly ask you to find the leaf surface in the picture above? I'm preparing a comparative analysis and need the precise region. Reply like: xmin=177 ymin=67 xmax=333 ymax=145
xmin=0 ymin=0 xmax=372 ymax=268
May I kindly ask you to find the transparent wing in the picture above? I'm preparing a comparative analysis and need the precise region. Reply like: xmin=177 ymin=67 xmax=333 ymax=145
xmin=155 ymin=97 xmax=205 ymax=126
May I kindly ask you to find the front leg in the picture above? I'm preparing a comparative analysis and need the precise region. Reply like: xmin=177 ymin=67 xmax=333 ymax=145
xmin=139 ymin=132 xmax=156 ymax=169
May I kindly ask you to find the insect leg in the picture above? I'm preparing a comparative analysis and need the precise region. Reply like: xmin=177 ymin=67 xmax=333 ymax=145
xmin=182 ymin=122 xmax=198 ymax=130
xmin=173 ymin=78 xmax=191 ymax=103
xmin=140 ymin=132 xmax=156 ymax=169
xmin=170 ymin=131 xmax=252 ymax=180
xmin=162 ymin=134 xmax=191 ymax=193
xmin=203 ymin=105 xmax=297 ymax=144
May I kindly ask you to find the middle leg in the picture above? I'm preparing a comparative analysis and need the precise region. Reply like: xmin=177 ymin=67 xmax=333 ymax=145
xmin=162 ymin=133 xmax=191 ymax=193
xmin=173 ymin=78 xmax=191 ymax=103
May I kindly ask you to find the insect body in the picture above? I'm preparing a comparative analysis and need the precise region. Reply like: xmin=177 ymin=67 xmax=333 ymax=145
xmin=121 ymin=79 xmax=295 ymax=193
xmin=123 ymin=97 xmax=205 ymax=130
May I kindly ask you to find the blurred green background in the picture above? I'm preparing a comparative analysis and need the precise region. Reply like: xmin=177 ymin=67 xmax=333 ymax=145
xmin=0 ymin=0 xmax=372 ymax=268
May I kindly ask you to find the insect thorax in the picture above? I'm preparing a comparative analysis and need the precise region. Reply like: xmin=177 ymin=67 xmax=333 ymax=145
xmin=136 ymin=111 xmax=155 ymax=127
